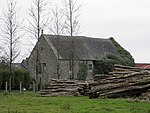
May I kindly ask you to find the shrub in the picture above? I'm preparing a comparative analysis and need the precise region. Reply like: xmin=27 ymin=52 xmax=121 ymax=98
xmin=93 ymin=53 xmax=122 ymax=74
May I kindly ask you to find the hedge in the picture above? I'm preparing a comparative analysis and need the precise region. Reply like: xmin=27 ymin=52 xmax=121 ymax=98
xmin=0 ymin=68 xmax=31 ymax=90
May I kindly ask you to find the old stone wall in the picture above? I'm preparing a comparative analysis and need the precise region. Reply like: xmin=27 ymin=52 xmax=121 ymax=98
xmin=28 ymin=37 xmax=58 ymax=84
xmin=59 ymin=60 xmax=80 ymax=80
xmin=59 ymin=60 xmax=94 ymax=81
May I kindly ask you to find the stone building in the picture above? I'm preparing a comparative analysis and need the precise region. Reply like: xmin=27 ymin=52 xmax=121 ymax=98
xmin=27 ymin=34 xmax=118 ymax=83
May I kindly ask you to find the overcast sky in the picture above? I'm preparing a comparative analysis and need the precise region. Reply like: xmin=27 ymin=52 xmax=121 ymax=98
xmin=0 ymin=0 xmax=150 ymax=63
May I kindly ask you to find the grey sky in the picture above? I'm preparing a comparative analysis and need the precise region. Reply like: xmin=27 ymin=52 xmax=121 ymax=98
xmin=81 ymin=0 xmax=150 ymax=63
xmin=0 ymin=0 xmax=150 ymax=63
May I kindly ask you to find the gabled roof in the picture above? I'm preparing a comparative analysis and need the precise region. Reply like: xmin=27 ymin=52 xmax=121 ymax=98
xmin=42 ymin=34 xmax=118 ymax=60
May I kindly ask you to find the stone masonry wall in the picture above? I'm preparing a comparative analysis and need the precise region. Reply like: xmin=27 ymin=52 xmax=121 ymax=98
xmin=28 ymin=37 xmax=58 ymax=84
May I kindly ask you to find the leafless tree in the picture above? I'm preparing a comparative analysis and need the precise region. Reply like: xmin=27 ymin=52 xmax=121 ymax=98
xmin=50 ymin=6 xmax=65 ymax=35
xmin=49 ymin=5 xmax=65 ymax=79
xmin=26 ymin=0 xmax=50 ymax=92
xmin=0 ymin=47 xmax=9 ymax=63
xmin=27 ymin=0 xmax=50 ymax=41
xmin=63 ymin=0 xmax=81 ymax=79
xmin=1 ymin=0 xmax=21 ymax=91
xmin=0 ymin=47 xmax=3 ymax=56
xmin=63 ymin=0 xmax=81 ymax=36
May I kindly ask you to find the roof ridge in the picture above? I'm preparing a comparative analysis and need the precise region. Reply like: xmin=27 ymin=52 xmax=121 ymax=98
xmin=43 ymin=34 xmax=109 ymax=40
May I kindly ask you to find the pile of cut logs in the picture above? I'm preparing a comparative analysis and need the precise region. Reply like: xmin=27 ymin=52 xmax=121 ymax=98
xmin=139 ymin=90 xmax=150 ymax=101
xmin=39 ymin=64 xmax=150 ymax=101
xmin=39 ymin=79 xmax=89 ymax=96
xmin=88 ymin=65 xmax=150 ymax=100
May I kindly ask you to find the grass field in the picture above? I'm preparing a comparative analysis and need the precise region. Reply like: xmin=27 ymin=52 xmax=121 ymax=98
xmin=0 ymin=91 xmax=150 ymax=113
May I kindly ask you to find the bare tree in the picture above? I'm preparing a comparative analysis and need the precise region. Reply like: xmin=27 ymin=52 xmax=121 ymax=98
xmin=26 ymin=0 xmax=50 ymax=92
xmin=63 ymin=0 xmax=81 ymax=36
xmin=1 ymin=0 xmax=21 ymax=91
xmin=49 ymin=5 xmax=65 ymax=79
xmin=0 ymin=47 xmax=9 ymax=63
xmin=27 ymin=0 xmax=49 ymax=41
xmin=50 ymin=6 xmax=65 ymax=35
xmin=0 ymin=47 xmax=3 ymax=57
xmin=63 ymin=0 xmax=81 ymax=79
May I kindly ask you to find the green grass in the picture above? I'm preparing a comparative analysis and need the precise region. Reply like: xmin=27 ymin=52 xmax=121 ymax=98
xmin=0 ymin=91 xmax=150 ymax=113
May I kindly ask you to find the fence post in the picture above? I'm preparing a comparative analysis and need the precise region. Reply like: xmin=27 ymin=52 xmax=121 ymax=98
xmin=5 ymin=81 xmax=8 ymax=93
xmin=20 ymin=81 xmax=22 ymax=94
xmin=33 ymin=81 xmax=35 ymax=93
xmin=39 ymin=77 xmax=42 ymax=91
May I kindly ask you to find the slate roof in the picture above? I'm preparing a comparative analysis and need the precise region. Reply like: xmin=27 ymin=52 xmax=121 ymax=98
xmin=43 ymin=34 xmax=118 ymax=60
xmin=12 ymin=63 xmax=22 ymax=68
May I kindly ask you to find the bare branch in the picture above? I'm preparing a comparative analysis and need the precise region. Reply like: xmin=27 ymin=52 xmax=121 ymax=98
xmin=49 ymin=5 xmax=65 ymax=35
xmin=25 ymin=0 xmax=50 ymax=43
xmin=63 ymin=0 xmax=81 ymax=36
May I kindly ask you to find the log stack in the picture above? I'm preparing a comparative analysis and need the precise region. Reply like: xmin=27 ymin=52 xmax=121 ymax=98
xmin=39 ymin=79 xmax=89 ymax=96
xmin=139 ymin=90 xmax=150 ymax=101
xmin=88 ymin=65 xmax=150 ymax=100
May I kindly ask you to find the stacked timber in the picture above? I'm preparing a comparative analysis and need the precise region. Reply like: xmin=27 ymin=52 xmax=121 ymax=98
xmin=139 ymin=90 xmax=150 ymax=101
xmin=88 ymin=65 xmax=150 ymax=100
xmin=39 ymin=79 xmax=89 ymax=96
xmin=94 ymin=74 xmax=111 ymax=81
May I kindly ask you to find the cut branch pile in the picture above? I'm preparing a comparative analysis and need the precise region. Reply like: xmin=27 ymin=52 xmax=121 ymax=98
xmin=88 ymin=65 xmax=150 ymax=101
xmin=39 ymin=79 xmax=89 ymax=96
